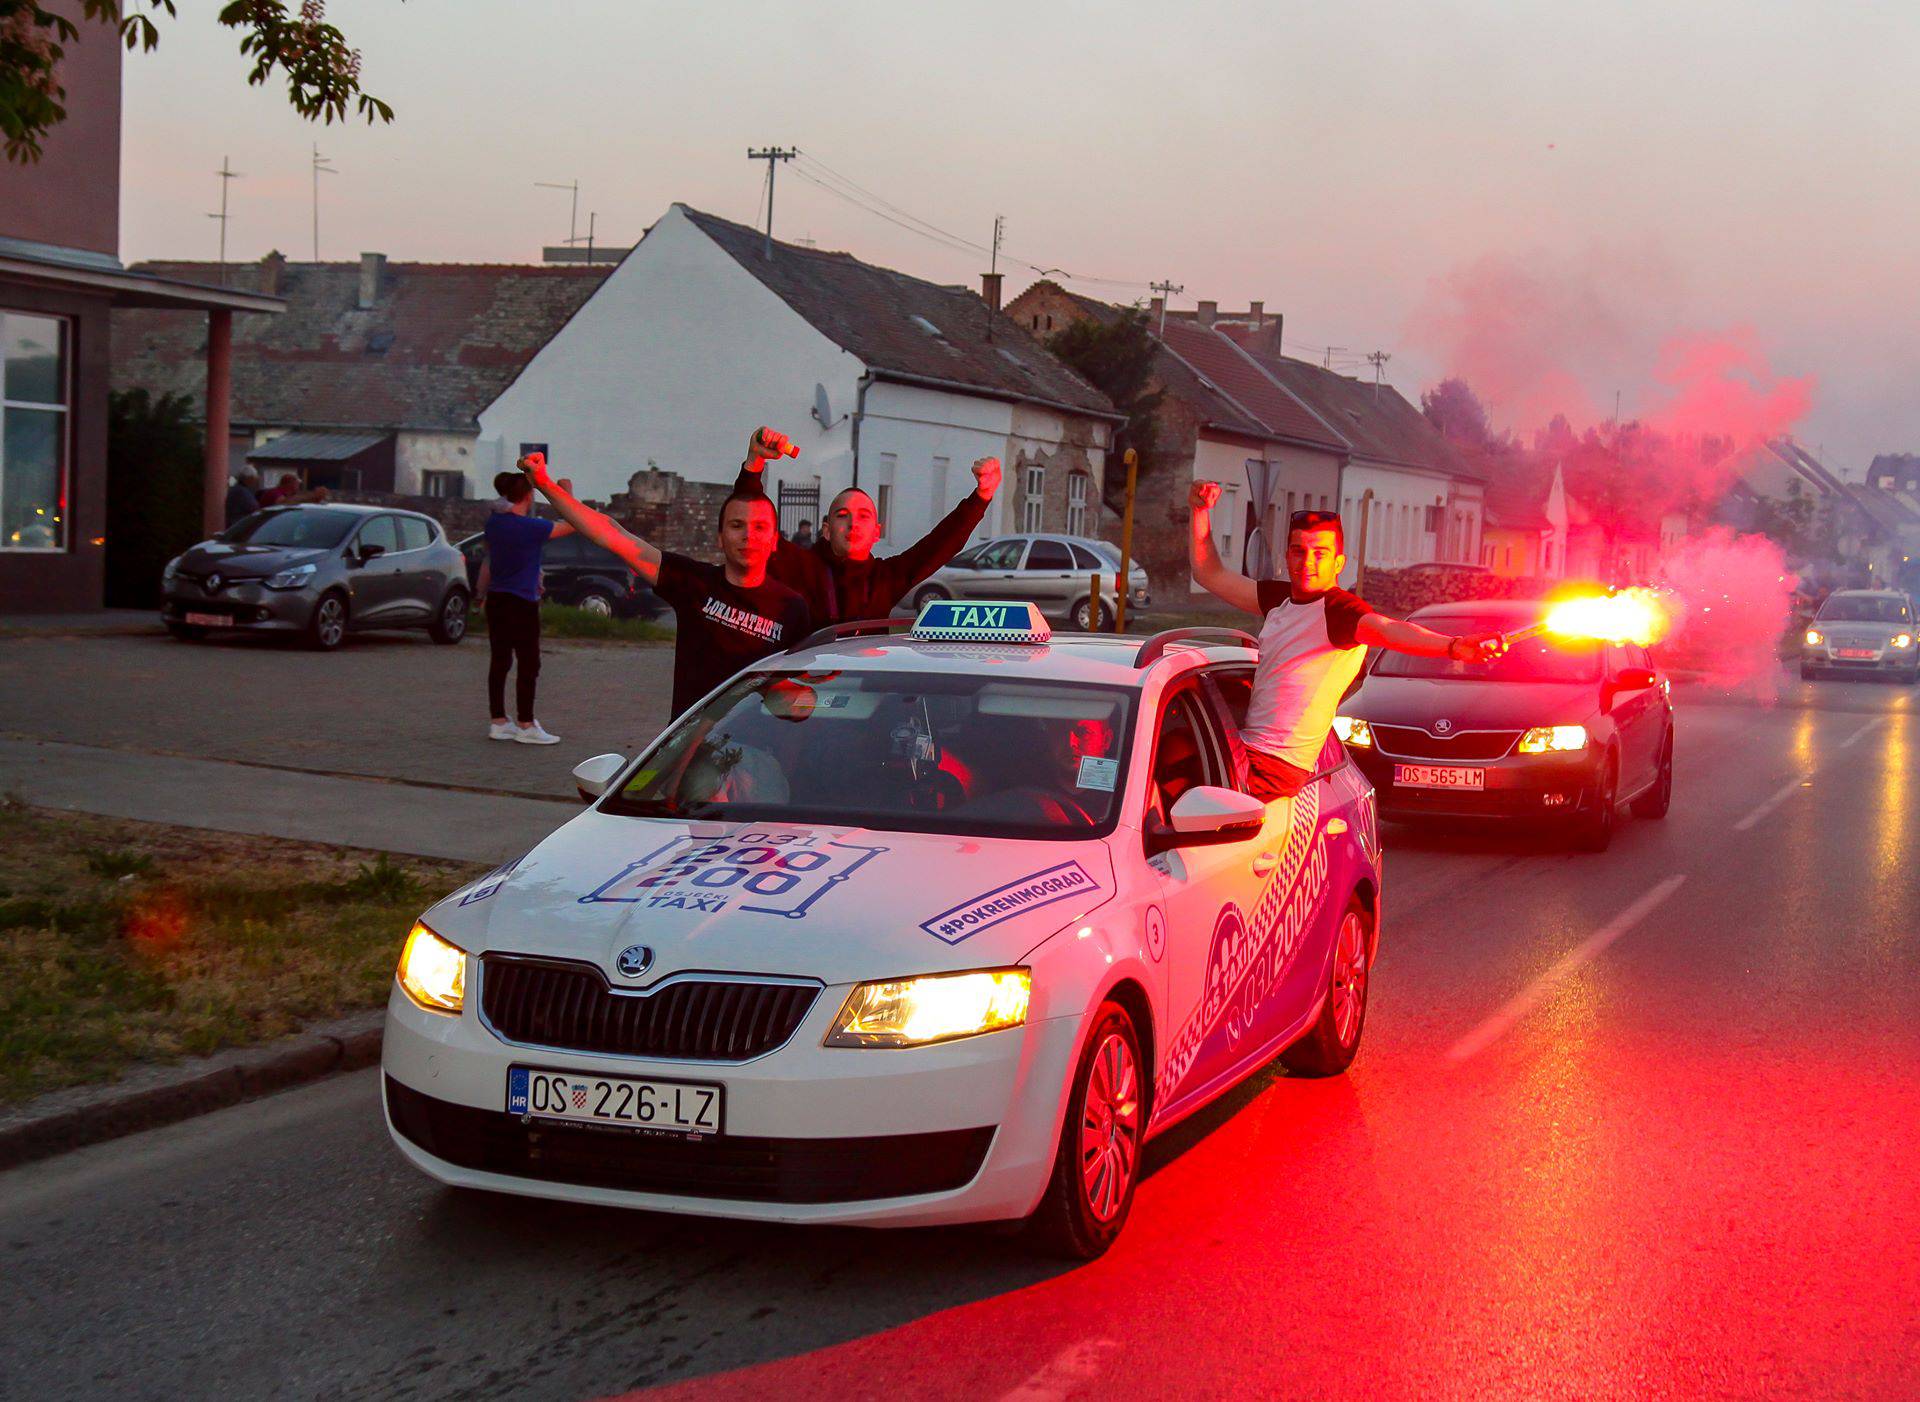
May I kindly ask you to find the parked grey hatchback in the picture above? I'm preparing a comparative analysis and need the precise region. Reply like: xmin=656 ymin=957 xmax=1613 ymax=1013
xmin=160 ymin=504 xmax=471 ymax=651
xmin=913 ymin=533 xmax=1151 ymax=631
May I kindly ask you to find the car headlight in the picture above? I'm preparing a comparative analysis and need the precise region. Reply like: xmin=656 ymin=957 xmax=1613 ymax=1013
xmin=826 ymin=968 xmax=1030 ymax=1048
xmin=1332 ymin=715 xmax=1373 ymax=748
xmin=397 ymin=922 xmax=466 ymax=1013
xmin=1893 ymin=634 xmax=1914 ymax=649
xmin=1805 ymin=629 xmax=1824 ymax=646
xmin=264 ymin=562 xmax=318 ymax=590
xmin=1518 ymin=724 xmax=1589 ymax=754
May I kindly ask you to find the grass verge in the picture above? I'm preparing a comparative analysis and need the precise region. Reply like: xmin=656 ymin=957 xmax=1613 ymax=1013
xmin=470 ymin=602 xmax=674 ymax=643
xmin=0 ymin=803 xmax=486 ymax=1105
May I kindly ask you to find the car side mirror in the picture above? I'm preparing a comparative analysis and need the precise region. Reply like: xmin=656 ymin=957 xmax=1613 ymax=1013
xmin=354 ymin=542 xmax=385 ymax=564
xmin=1612 ymin=666 xmax=1657 ymax=692
xmin=572 ymin=752 xmax=627 ymax=802
xmin=1156 ymin=785 xmax=1268 ymax=846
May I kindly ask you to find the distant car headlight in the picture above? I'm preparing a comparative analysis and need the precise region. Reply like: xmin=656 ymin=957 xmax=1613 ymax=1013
xmin=264 ymin=562 xmax=318 ymax=590
xmin=826 ymin=968 xmax=1030 ymax=1048
xmin=1805 ymin=629 xmax=1824 ymax=646
xmin=1893 ymin=633 xmax=1914 ymax=649
xmin=1518 ymin=725 xmax=1589 ymax=754
xmin=397 ymin=922 xmax=466 ymax=1013
xmin=1332 ymin=715 xmax=1373 ymax=748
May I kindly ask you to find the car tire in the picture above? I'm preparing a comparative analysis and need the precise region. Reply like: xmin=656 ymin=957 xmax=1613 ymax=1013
xmin=575 ymin=588 xmax=616 ymax=618
xmin=430 ymin=588 xmax=470 ymax=644
xmin=1071 ymin=597 xmax=1114 ymax=632
xmin=913 ymin=584 xmax=951 ymax=610
xmin=164 ymin=621 xmax=206 ymax=642
xmin=1631 ymin=731 xmax=1674 ymax=819
xmin=1571 ymin=751 xmax=1619 ymax=852
xmin=305 ymin=591 xmax=349 ymax=651
xmin=1025 ymin=1000 xmax=1144 ymax=1260
xmin=1281 ymin=894 xmax=1373 ymax=1078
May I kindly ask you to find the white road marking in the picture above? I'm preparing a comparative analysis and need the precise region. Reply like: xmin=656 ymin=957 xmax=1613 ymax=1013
xmin=1840 ymin=716 xmax=1889 ymax=748
xmin=997 ymin=1339 xmax=1120 ymax=1402
xmin=1447 ymin=875 xmax=1688 ymax=1063
xmin=1733 ymin=777 xmax=1812 ymax=832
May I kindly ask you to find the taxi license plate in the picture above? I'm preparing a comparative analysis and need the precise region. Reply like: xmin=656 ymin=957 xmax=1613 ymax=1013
xmin=1395 ymin=764 xmax=1485 ymax=790
xmin=184 ymin=611 xmax=233 ymax=627
xmin=507 ymin=1066 xmax=723 ymax=1135
xmin=1836 ymin=648 xmax=1876 ymax=659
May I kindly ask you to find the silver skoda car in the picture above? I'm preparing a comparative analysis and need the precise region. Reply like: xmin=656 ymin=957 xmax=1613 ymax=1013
xmin=161 ymin=504 xmax=471 ymax=651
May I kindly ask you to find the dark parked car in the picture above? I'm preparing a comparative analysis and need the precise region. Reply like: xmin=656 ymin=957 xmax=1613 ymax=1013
xmin=1334 ymin=599 xmax=1674 ymax=851
xmin=455 ymin=531 xmax=664 ymax=620
xmin=162 ymin=504 xmax=470 ymax=651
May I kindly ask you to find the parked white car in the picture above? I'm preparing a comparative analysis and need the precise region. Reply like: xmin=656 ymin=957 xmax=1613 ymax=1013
xmin=381 ymin=602 xmax=1383 ymax=1257
xmin=914 ymin=534 xmax=1151 ymax=631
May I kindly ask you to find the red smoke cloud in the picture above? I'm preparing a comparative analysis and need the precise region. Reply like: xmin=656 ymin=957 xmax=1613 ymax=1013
xmin=1657 ymin=528 xmax=1797 ymax=698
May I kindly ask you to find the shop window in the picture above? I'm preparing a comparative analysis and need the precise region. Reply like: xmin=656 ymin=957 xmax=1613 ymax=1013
xmin=1 ymin=312 xmax=69 ymax=551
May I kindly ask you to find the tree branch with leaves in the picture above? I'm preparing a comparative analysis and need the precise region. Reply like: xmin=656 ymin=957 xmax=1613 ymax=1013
xmin=2 ymin=0 xmax=396 ymax=164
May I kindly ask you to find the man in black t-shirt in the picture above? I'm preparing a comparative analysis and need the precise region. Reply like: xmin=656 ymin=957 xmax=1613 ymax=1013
xmin=519 ymin=453 xmax=809 ymax=716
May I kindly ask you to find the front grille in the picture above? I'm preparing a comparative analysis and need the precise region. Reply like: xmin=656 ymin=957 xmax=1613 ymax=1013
xmin=481 ymin=956 xmax=818 ymax=1062
xmin=1372 ymin=725 xmax=1521 ymax=761
xmin=387 ymin=1077 xmax=995 ymax=1204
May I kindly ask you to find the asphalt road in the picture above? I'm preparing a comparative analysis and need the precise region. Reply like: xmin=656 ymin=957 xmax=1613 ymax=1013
xmin=4 ymin=672 xmax=1918 ymax=1400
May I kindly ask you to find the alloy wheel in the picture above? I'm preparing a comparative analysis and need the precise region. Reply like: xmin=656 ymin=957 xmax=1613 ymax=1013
xmin=1079 ymin=1031 xmax=1141 ymax=1223
xmin=442 ymin=595 xmax=467 ymax=639
xmin=1330 ymin=909 xmax=1369 ymax=1047
xmin=579 ymin=593 xmax=614 ymax=617
xmin=316 ymin=597 xmax=345 ymax=648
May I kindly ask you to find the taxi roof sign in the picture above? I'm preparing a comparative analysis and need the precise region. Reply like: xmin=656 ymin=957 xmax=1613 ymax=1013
xmin=911 ymin=599 xmax=1052 ymax=643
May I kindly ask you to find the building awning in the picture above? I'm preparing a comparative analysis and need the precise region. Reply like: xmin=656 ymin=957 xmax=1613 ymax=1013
xmin=248 ymin=430 xmax=391 ymax=462
xmin=0 ymin=238 xmax=283 ymax=314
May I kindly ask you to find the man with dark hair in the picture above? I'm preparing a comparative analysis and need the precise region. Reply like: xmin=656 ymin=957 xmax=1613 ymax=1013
xmin=481 ymin=469 xmax=576 ymax=744
xmin=1189 ymin=484 xmax=1506 ymax=802
xmin=519 ymin=454 xmax=810 ymax=717
xmin=734 ymin=428 xmax=1001 ymax=623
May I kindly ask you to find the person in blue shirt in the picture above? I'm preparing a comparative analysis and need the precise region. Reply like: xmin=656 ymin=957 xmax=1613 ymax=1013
xmin=479 ymin=470 xmax=575 ymax=743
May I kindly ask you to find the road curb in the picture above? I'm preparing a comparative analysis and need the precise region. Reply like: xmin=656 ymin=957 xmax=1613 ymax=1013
xmin=0 ymin=1011 xmax=384 ymax=1172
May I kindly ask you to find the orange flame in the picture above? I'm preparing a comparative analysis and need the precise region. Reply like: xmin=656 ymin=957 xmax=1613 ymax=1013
xmin=1542 ymin=587 xmax=1672 ymax=646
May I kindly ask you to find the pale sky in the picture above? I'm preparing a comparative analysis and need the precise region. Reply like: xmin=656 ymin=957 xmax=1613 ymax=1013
xmin=119 ymin=0 xmax=1920 ymax=473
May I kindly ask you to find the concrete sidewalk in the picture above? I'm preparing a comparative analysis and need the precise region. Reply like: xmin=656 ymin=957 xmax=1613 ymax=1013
xmin=0 ymin=737 xmax=573 ymax=864
xmin=0 ymin=609 xmax=161 ymax=637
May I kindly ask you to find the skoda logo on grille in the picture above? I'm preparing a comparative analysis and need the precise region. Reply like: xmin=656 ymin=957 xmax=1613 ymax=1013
xmin=205 ymin=572 xmax=223 ymax=593
xmin=615 ymin=943 xmax=654 ymax=979
xmin=1433 ymin=718 xmax=1454 ymax=735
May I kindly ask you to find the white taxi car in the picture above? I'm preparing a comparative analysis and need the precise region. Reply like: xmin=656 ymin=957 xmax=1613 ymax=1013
xmin=382 ymin=602 xmax=1384 ymax=1257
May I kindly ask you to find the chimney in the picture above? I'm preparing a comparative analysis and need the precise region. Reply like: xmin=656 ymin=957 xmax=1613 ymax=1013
xmin=1149 ymin=295 xmax=1165 ymax=327
xmin=259 ymin=249 xmax=286 ymax=297
xmin=357 ymin=252 xmax=386 ymax=310
xmin=1196 ymin=299 xmax=1217 ymax=328
xmin=980 ymin=271 xmax=1003 ymax=312
xmin=1249 ymin=300 xmax=1264 ymax=330
xmin=1258 ymin=311 xmax=1285 ymax=356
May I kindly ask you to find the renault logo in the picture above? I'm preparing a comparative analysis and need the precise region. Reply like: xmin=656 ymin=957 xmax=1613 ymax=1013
xmin=1434 ymin=718 xmax=1453 ymax=734
xmin=615 ymin=944 xmax=654 ymax=979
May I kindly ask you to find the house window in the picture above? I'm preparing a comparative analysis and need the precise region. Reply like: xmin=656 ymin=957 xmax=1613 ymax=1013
xmin=1023 ymin=465 xmax=1045 ymax=532
xmin=1066 ymin=472 xmax=1088 ymax=536
xmin=1 ymin=311 xmax=70 ymax=552
xmin=422 ymin=470 xmax=466 ymax=499
xmin=876 ymin=452 xmax=898 ymax=544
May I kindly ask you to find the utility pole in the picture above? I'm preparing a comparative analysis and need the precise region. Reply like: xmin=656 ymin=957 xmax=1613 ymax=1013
xmin=208 ymin=155 xmax=242 ymax=284
xmin=1149 ymin=279 xmax=1182 ymax=335
xmin=310 ymin=144 xmax=336 ymax=262
xmin=1366 ymin=350 xmax=1391 ymax=395
xmin=536 ymin=179 xmax=580 ymax=248
xmin=1322 ymin=344 xmax=1347 ymax=369
xmin=990 ymin=214 xmax=1004 ymax=276
xmin=745 ymin=146 xmax=797 ymax=259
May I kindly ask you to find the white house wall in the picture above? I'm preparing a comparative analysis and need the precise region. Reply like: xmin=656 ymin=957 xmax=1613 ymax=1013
xmin=473 ymin=206 xmax=862 ymax=504
xmin=1339 ymin=462 xmax=1482 ymax=584
xmin=394 ymin=430 xmax=479 ymax=495
xmin=1190 ymin=437 xmax=1342 ymax=590
xmin=860 ymin=381 xmax=1014 ymax=547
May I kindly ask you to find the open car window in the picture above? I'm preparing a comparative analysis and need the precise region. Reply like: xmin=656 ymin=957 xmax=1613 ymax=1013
xmin=607 ymin=669 xmax=1136 ymax=839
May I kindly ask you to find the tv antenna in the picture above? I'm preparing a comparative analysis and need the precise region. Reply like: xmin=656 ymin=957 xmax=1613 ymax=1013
xmin=310 ymin=144 xmax=336 ymax=261
xmin=208 ymin=155 xmax=243 ymax=284
xmin=536 ymin=179 xmax=581 ymax=248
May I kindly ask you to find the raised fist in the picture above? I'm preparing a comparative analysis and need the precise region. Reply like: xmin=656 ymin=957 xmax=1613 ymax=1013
xmin=1189 ymin=480 xmax=1222 ymax=511
xmin=746 ymin=427 xmax=795 ymax=467
xmin=517 ymin=451 xmax=552 ymax=488
xmin=972 ymin=456 xmax=1001 ymax=501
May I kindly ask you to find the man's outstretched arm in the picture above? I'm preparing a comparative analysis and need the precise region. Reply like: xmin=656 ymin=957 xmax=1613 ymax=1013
xmin=885 ymin=456 xmax=1000 ymax=591
xmin=1356 ymin=612 xmax=1505 ymax=661
xmin=519 ymin=453 xmax=660 ymax=584
xmin=1188 ymin=480 xmax=1262 ymax=615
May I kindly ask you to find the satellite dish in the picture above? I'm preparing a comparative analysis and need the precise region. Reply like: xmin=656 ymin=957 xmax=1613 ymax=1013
xmin=812 ymin=383 xmax=833 ymax=428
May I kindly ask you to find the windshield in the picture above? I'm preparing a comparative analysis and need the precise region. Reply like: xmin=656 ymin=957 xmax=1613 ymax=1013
xmin=1371 ymin=617 xmax=1602 ymax=684
xmin=221 ymin=508 xmax=357 ymax=549
xmin=607 ymin=669 xmax=1135 ymax=838
xmin=1817 ymin=595 xmax=1911 ymax=624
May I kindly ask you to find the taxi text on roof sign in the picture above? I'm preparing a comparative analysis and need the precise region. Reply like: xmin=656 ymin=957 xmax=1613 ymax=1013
xmin=910 ymin=599 xmax=1053 ymax=644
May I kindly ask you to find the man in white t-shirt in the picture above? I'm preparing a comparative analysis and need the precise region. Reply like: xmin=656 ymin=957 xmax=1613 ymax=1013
xmin=1189 ymin=482 xmax=1506 ymax=802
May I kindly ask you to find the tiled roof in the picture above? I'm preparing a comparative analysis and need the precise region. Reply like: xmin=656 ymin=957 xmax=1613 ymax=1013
xmin=680 ymin=207 xmax=1116 ymax=420
xmin=112 ymin=258 xmax=610 ymax=431
xmin=1475 ymin=456 xmax=1556 ymax=531
xmin=1154 ymin=320 xmax=1348 ymax=450
xmin=1244 ymin=351 xmax=1479 ymax=481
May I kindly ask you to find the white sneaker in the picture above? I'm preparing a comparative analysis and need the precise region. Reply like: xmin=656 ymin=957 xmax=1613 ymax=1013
xmin=488 ymin=721 xmax=517 ymax=741
xmin=514 ymin=721 xmax=561 ymax=745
